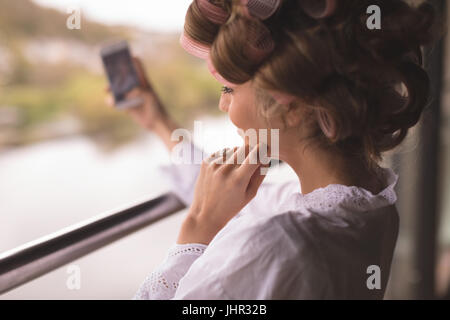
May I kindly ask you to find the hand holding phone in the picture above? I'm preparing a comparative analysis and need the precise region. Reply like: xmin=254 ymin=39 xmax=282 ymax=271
xmin=101 ymin=41 xmax=144 ymax=109
xmin=102 ymin=41 xmax=170 ymax=131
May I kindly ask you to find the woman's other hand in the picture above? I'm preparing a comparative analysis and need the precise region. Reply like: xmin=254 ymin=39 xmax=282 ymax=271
xmin=109 ymin=57 xmax=167 ymax=130
xmin=106 ymin=57 xmax=180 ymax=151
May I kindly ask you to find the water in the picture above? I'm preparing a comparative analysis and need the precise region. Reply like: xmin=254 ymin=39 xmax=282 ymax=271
xmin=0 ymin=116 xmax=297 ymax=299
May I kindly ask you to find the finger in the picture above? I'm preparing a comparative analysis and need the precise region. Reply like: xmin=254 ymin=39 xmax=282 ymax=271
xmin=230 ymin=134 xmax=255 ymax=167
xmin=214 ymin=147 xmax=236 ymax=165
xmin=243 ymin=143 xmax=260 ymax=166
xmin=125 ymin=87 xmax=143 ymax=100
xmin=205 ymin=148 xmax=229 ymax=164
xmin=122 ymin=88 xmax=146 ymax=111
xmin=243 ymin=133 xmax=258 ymax=152
xmin=236 ymin=144 xmax=262 ymax=182
xmin=104 ymin=86 xmax=115 ymax=107
xmin=246 ymin=162 xmax=268 ymax=197
xmin=132 ymin=57 xmax=152 ymax=90
xmin=243 ymin=135 xmax=251 ymax=159
xmin=217 ymin=147 xmax=240 ymax=174
xmin=225 ymin=147 xmax=239 ymax=164
xmin=258 ymin=142 xmax=272 ymax=166
xmin=242 ymin=134 xmax=259 ymax=161
xmin=231 ymin=144 xmax=248 ymax=166
xmin=105 ymin=93 xmax=115 ymax=108
xmin=224 ymin=146 xmax=239 ymax=165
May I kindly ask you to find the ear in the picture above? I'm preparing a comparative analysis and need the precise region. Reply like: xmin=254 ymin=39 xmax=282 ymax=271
xmin=284 ymin=104 xmax=303 ymax=128
xmin=316 ymin=109 xmax=338 ymax=140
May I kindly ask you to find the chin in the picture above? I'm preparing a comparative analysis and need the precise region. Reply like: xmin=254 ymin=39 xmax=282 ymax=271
xmin=236 ymin=127 xmax=249 ymax=139
xmin=237 ymin=128 xmax=244 ymax=137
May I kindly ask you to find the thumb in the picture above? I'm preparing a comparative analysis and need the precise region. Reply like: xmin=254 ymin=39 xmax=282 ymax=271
xmin=132 ymin=57 xmax=152 ymax=90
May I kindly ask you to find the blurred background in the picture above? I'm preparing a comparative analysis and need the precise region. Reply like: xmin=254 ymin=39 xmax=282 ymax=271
xmin=0 ymin=0 xmax=449 ymax=299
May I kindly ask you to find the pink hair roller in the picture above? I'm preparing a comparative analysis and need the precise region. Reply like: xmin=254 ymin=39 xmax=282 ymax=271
xmin=300 ymin=0 xmax=337 ymax=19
xmin=207 ymin=55 xmax=238 ymax=87
xmin=179 ymin=31 xmax=243 ymax=87
xmin=179 ymin=31 xmax=210 ymax=59
xmin=197 ymin=0 xmax=230 ymax=24
xmin=240 ymin=0 xmax=282 ymax=20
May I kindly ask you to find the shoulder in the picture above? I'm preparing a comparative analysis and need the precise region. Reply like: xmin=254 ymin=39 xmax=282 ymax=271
xmin=206 ymin=211 xmax=329 ymax=299
xmin=209 ymin=209 xmax=323 ymax=261
xmin=175 ymin=211 xmax=329 ymax=299
xmin=241 ymin=211 xmax=323 ymax=260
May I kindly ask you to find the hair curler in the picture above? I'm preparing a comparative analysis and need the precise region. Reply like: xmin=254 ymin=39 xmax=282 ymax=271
xmin=197 ymin=0 xmax=230 ymax=24
xmin=179 ymin=31 xmax=210 ymax=59
xmin=244 ymin=20 xmax=275 ymax=62
xmin=300 ymin=0 xmax=337 ymax=19
xmin=240 ymin=0 xmax=282 ymax=20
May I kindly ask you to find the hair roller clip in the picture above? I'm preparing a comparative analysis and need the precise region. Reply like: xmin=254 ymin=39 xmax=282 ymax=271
xmin=180 ymin=31 xmax=210 ymax=59
xmin=240 ymin=0 xmax=282 ymax=20
xmin=300 ymin=0 xmax=337 ymax=19
xmin=197 ymin=0 xmax=230 ymax=24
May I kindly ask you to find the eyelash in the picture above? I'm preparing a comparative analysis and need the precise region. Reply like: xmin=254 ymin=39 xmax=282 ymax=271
xmin=221 ymin=86 xmax=234 ymax=94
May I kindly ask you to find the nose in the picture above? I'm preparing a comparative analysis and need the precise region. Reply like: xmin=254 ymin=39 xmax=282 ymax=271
xmin=219 ymin=93 xmax=231 ymax=112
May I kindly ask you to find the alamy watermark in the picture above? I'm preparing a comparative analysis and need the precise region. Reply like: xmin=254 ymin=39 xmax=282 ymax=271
xmin=169 ymin=121 xmax=279 ymax=175
xmin=366 ymin=265 xmax=381 ymax=290
xmin=367 ymin=5 xmax=382 ymax=30
xmin=66 ymin=264 xmax=81 ymax=290
xmin=66 ymin=6 xmax=81 ymax=30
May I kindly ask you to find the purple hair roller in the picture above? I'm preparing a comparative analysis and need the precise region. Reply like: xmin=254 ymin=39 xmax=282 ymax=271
xmin=244 ymin=20 xmax=275 ymax=62
xmin=241 ymin=0 xmax=282 ymax=20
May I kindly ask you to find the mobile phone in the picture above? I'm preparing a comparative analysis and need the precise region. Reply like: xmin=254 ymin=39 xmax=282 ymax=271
xmin=100 ymin=40 xmax=143 ymax=109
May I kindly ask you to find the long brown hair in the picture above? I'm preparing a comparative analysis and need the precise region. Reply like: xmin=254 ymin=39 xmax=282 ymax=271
xmin=184 ymin=0 xmax=443 ymax=167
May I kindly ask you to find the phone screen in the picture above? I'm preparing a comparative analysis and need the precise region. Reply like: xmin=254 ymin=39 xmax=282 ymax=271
xmin=101 ymin=43 xmax=140 ymax=103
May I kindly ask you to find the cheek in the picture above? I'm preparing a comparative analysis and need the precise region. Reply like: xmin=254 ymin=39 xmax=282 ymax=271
xmin=228 ymin=99 xmax=256 ymax=130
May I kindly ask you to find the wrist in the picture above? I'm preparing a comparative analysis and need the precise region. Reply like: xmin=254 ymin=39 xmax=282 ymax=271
xmin=177 ymin=209 xmax=222 ymax=245
xmin=151 ymin=116 xmax=181 ymax=152
xmin=148 ymin=114 xmax=170 ymax=133
xmin=177 ymin=216 xmax=210 ymax=245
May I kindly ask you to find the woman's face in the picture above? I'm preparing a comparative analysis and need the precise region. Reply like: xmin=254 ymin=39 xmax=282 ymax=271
xmin=219 ymin=81 xmax=270 ymax=133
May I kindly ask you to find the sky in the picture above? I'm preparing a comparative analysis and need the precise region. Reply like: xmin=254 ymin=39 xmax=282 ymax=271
xmin=33 ymin=0 xmax=193 ymax=32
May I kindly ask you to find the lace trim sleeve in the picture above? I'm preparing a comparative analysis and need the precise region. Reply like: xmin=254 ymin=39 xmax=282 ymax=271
xmin=133 ymin=243 xmax=207 ymax=300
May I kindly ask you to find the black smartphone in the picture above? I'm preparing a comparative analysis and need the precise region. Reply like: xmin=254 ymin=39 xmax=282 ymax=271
xmin=100 ymin=40 xmax=143 ymax=109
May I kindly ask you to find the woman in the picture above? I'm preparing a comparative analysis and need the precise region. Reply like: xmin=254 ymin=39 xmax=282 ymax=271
xmin=121 ymin=0 xmax=439 ymax=299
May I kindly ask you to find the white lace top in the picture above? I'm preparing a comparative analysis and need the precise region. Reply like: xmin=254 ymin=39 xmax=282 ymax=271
xmin=133 ymin=141 xmax=400 ymax=300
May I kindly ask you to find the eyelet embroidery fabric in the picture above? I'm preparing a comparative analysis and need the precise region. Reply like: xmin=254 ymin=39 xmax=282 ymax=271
xmin=133 ymin=243 xmax=207 ymax=300
xmin=289 ymin=166 xmax=399 ymax=214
